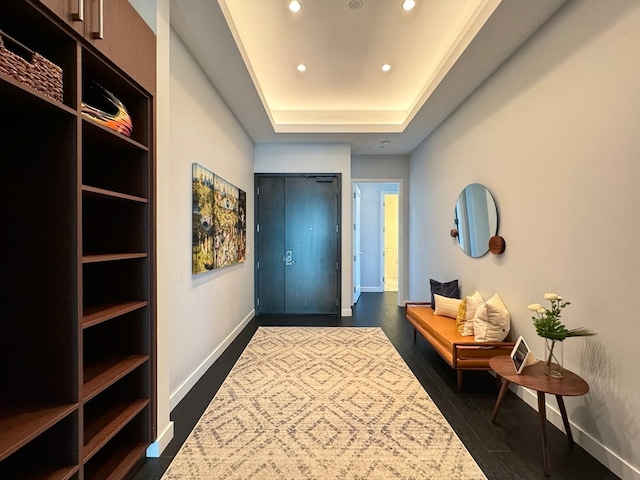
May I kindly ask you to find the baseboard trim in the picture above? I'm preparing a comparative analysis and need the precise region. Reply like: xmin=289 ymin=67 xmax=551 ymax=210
xmin=169 ymin=309 xmax=255 ymax=411
xmin=512 ymin=384 xmax=640 ymax=480
xmin=146 ymin=420 xmax=175 ymax=457
xmin=361 ymin=286 xmax=383 ymax=293
xmin=341 ymin=308 xmax=352 ymax=317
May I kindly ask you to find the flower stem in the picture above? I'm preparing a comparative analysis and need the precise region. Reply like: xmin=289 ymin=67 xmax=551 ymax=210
xmin=547 ymin=340 xmax=555 ymax=369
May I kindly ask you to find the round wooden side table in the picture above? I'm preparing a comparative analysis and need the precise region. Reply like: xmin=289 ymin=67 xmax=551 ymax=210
xmin=489 ymin=355 xmax=589 ymax=477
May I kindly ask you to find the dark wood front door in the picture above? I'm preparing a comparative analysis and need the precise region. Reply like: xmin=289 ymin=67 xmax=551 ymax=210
xmin=256 ymin=175 xmax=340 ymax=314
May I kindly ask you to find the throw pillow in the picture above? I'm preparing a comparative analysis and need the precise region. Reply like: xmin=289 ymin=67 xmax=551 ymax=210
xmin=430 ymin=278 xmax=459 ymax=310
xmin=462 ymin=290 xmax=484 ymax=336
xmin=456 ymin=298 xmax=467 ymax=333
xmin=473 ymin=293 xmax=511 ymax=342
xmin=434 ymin=294 xmax=462 ymax=319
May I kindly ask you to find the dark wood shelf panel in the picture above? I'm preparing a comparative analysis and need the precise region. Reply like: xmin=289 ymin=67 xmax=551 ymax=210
xmin=83 ymin=253 xmax=148 ymax=264
xmin=83 ymin=301 xmax=149 ymax=329
xmin=83 ymin=399 xmax=149 ymax=462
xmin=87 ymin=442 xmax=148 ymax=480
xmin=83 ymin=355 xmax=149 ymax=402
xmin=0 ymin=463 xmax=79 ymax=480
xmin=20 ymin=464 xmax=79 ymax=480
xmin=83 ymin=185 xmax=148 ymax=204
xmin=0 ymin=403 xmax=77 ymax=461
xmin=82 ymin=117 xmax=149 ymax=152
xmin=0 ymin=74 xmax=77 ymax=116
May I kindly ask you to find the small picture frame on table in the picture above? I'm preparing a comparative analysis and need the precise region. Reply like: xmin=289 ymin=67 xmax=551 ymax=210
xmin=510 ymin=336 xmax=535 ymax=374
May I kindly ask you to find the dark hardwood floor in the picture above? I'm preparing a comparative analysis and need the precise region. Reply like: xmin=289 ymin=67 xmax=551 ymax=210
xmin=130 ymin=292 xmax=617 ymax=480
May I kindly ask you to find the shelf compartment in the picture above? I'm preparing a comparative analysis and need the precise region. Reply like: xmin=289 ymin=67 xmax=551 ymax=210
xmin=82 ymin=191 xmax=149 ymax=256
xmin=82 ymin=121 xmax=149 ymax=199
xmin=1 ymin=103 xmax=78 ymax=410
xmin=83 ymin=356 xmax=149 ymax=402
xmin=82 ymin=406 xmax=150 ymax=480
xmin=83 ymin=440 xmax=147 ymax=480
xmin=83 ymin=301 xmax=148 ymax=329
xmin=83 ymin=258 xmax=149 ymax=310
xmin=0 ymin=73 xmax=77 ymax=117
xmin=83 ymin=309 xmax=150 ymax=361
xmin=83 ymin=399 xmax=149 ymax=462
xmin=82 ymin=50 xmax=151 ymax=148
xmin=0 ymin=407 xmax=78 ymax=478
xmin=0 ymin=0 xmax=78 ymax=108
xmin=0 ymin=403 xmax=77 ymax=461
xmin=83 ymin=367 xmax=150 ymax=460
xmin=82 ymin=118 xmax=149 ymax=152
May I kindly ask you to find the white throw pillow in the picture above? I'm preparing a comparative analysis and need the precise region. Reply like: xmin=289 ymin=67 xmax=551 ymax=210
xmin=434 ymin=294 xmax=462 ymax=319
xmin=473 ymin=293 xmax=510 ymax=342
xmin=462 ymin=291 xmax=484 ymax=337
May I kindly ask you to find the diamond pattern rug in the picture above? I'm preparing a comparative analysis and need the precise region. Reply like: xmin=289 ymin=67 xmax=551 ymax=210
xmin=162 ymin=327 xmax=486 ymax=479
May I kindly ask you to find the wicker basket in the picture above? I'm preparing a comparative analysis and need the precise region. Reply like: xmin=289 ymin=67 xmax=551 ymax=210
xmin=0 ymin=29 xmax=63 ymax=103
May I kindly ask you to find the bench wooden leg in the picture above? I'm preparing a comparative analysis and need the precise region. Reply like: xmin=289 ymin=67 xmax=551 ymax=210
xmin=457 ymin=370 xmax=463 ymax=391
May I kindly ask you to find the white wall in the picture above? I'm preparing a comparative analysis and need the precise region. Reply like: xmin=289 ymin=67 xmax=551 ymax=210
xmin=254 ymin=143 xmax=352 ymax=316
xmin=140 ymin=0 xmax=172 ymax=457
xmin=409 ymin=1 xmax=640 ymax=478
xmin=161 ymin=30 xmax=255 ymax=413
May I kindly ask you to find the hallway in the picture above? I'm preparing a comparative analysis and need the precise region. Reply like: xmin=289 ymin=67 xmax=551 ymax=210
xmin=132 ymin=293 xmax=616 ymax=480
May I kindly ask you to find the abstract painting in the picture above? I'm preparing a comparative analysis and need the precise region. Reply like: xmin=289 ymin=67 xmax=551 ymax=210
xmin=192 ymin=163 xmax=246 ymax=274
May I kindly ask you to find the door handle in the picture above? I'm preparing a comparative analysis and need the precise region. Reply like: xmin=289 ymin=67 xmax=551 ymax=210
xmin=92 ymin=0 xmax=104 ymax=39
xmin=285 ymin=250 xmax=295 ymax=266
xmin=72 ymin=0 xmax=84 ymax=21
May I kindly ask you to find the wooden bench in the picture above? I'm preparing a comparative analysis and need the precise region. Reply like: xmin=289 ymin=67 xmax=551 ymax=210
xmin=405 ymin=302 xmax=514 ymax=390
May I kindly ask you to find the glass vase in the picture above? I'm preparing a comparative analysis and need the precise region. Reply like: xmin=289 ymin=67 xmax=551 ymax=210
xmin=544 ymin=338 xmax=563 ymax=378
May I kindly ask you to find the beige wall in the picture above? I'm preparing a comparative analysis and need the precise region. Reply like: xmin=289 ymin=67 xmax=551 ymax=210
xmin=161 ymin=30 xmax=256 ymax=413
xmin=409 ymin=1 xmax=640 ymax=478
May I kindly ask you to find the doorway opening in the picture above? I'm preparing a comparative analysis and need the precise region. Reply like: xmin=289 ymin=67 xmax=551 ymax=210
xmin=352 ymin=180 xmax=403 ymax=306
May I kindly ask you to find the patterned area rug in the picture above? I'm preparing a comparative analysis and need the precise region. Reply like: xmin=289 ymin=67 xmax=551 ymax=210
xmin=162 ymin=327 xmax=486 ymax=479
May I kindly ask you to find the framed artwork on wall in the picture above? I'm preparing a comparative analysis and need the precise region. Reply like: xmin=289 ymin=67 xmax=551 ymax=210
xmin=192 ymin=163 xmax=246 ymax=274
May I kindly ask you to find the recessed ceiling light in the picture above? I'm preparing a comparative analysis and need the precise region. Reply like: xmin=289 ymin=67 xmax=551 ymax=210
xmin=381 ymin=64 xmax=392 ymax=72
xmin=349 ymin=0 xmax=363 ymax=9
xmin=402 ymin=0 xmax=416 ymax=11
xmin=289 ymin=1 xmax=302 ymax=13
xmin=297 ymin=63 xmax=307 ymax=72
xmin=380 ymin=140 xmax=391 ymax=148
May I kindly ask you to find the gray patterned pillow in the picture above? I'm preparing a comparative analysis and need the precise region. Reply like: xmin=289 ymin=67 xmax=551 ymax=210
xmin=430 ymin=278 xmax=459 ymax=310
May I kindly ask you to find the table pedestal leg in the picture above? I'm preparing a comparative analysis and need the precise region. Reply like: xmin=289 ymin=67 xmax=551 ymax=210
xmin=491 ymin=377 xmax=510 ymax=422
xmin=556 ymin=395 xmax=574 ymax=446
xmin=537 ymin=392 xmax=550 ymax=477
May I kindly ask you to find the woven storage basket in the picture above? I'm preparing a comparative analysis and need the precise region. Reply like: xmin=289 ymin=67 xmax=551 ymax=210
xmin=0 ymin=30 xmax=63 ymax=103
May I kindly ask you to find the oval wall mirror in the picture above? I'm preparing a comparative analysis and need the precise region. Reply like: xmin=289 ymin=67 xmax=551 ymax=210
xmin=454 ymin=183 xmax=498 ymax=257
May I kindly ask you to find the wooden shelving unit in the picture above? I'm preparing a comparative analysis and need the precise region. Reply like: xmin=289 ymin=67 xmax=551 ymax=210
xmin=0 ymin=1 xmax=155 ymax=478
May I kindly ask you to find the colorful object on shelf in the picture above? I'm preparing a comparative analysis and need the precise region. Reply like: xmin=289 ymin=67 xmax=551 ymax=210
xmin=81 ymin=81 xmax=133 ymax=136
